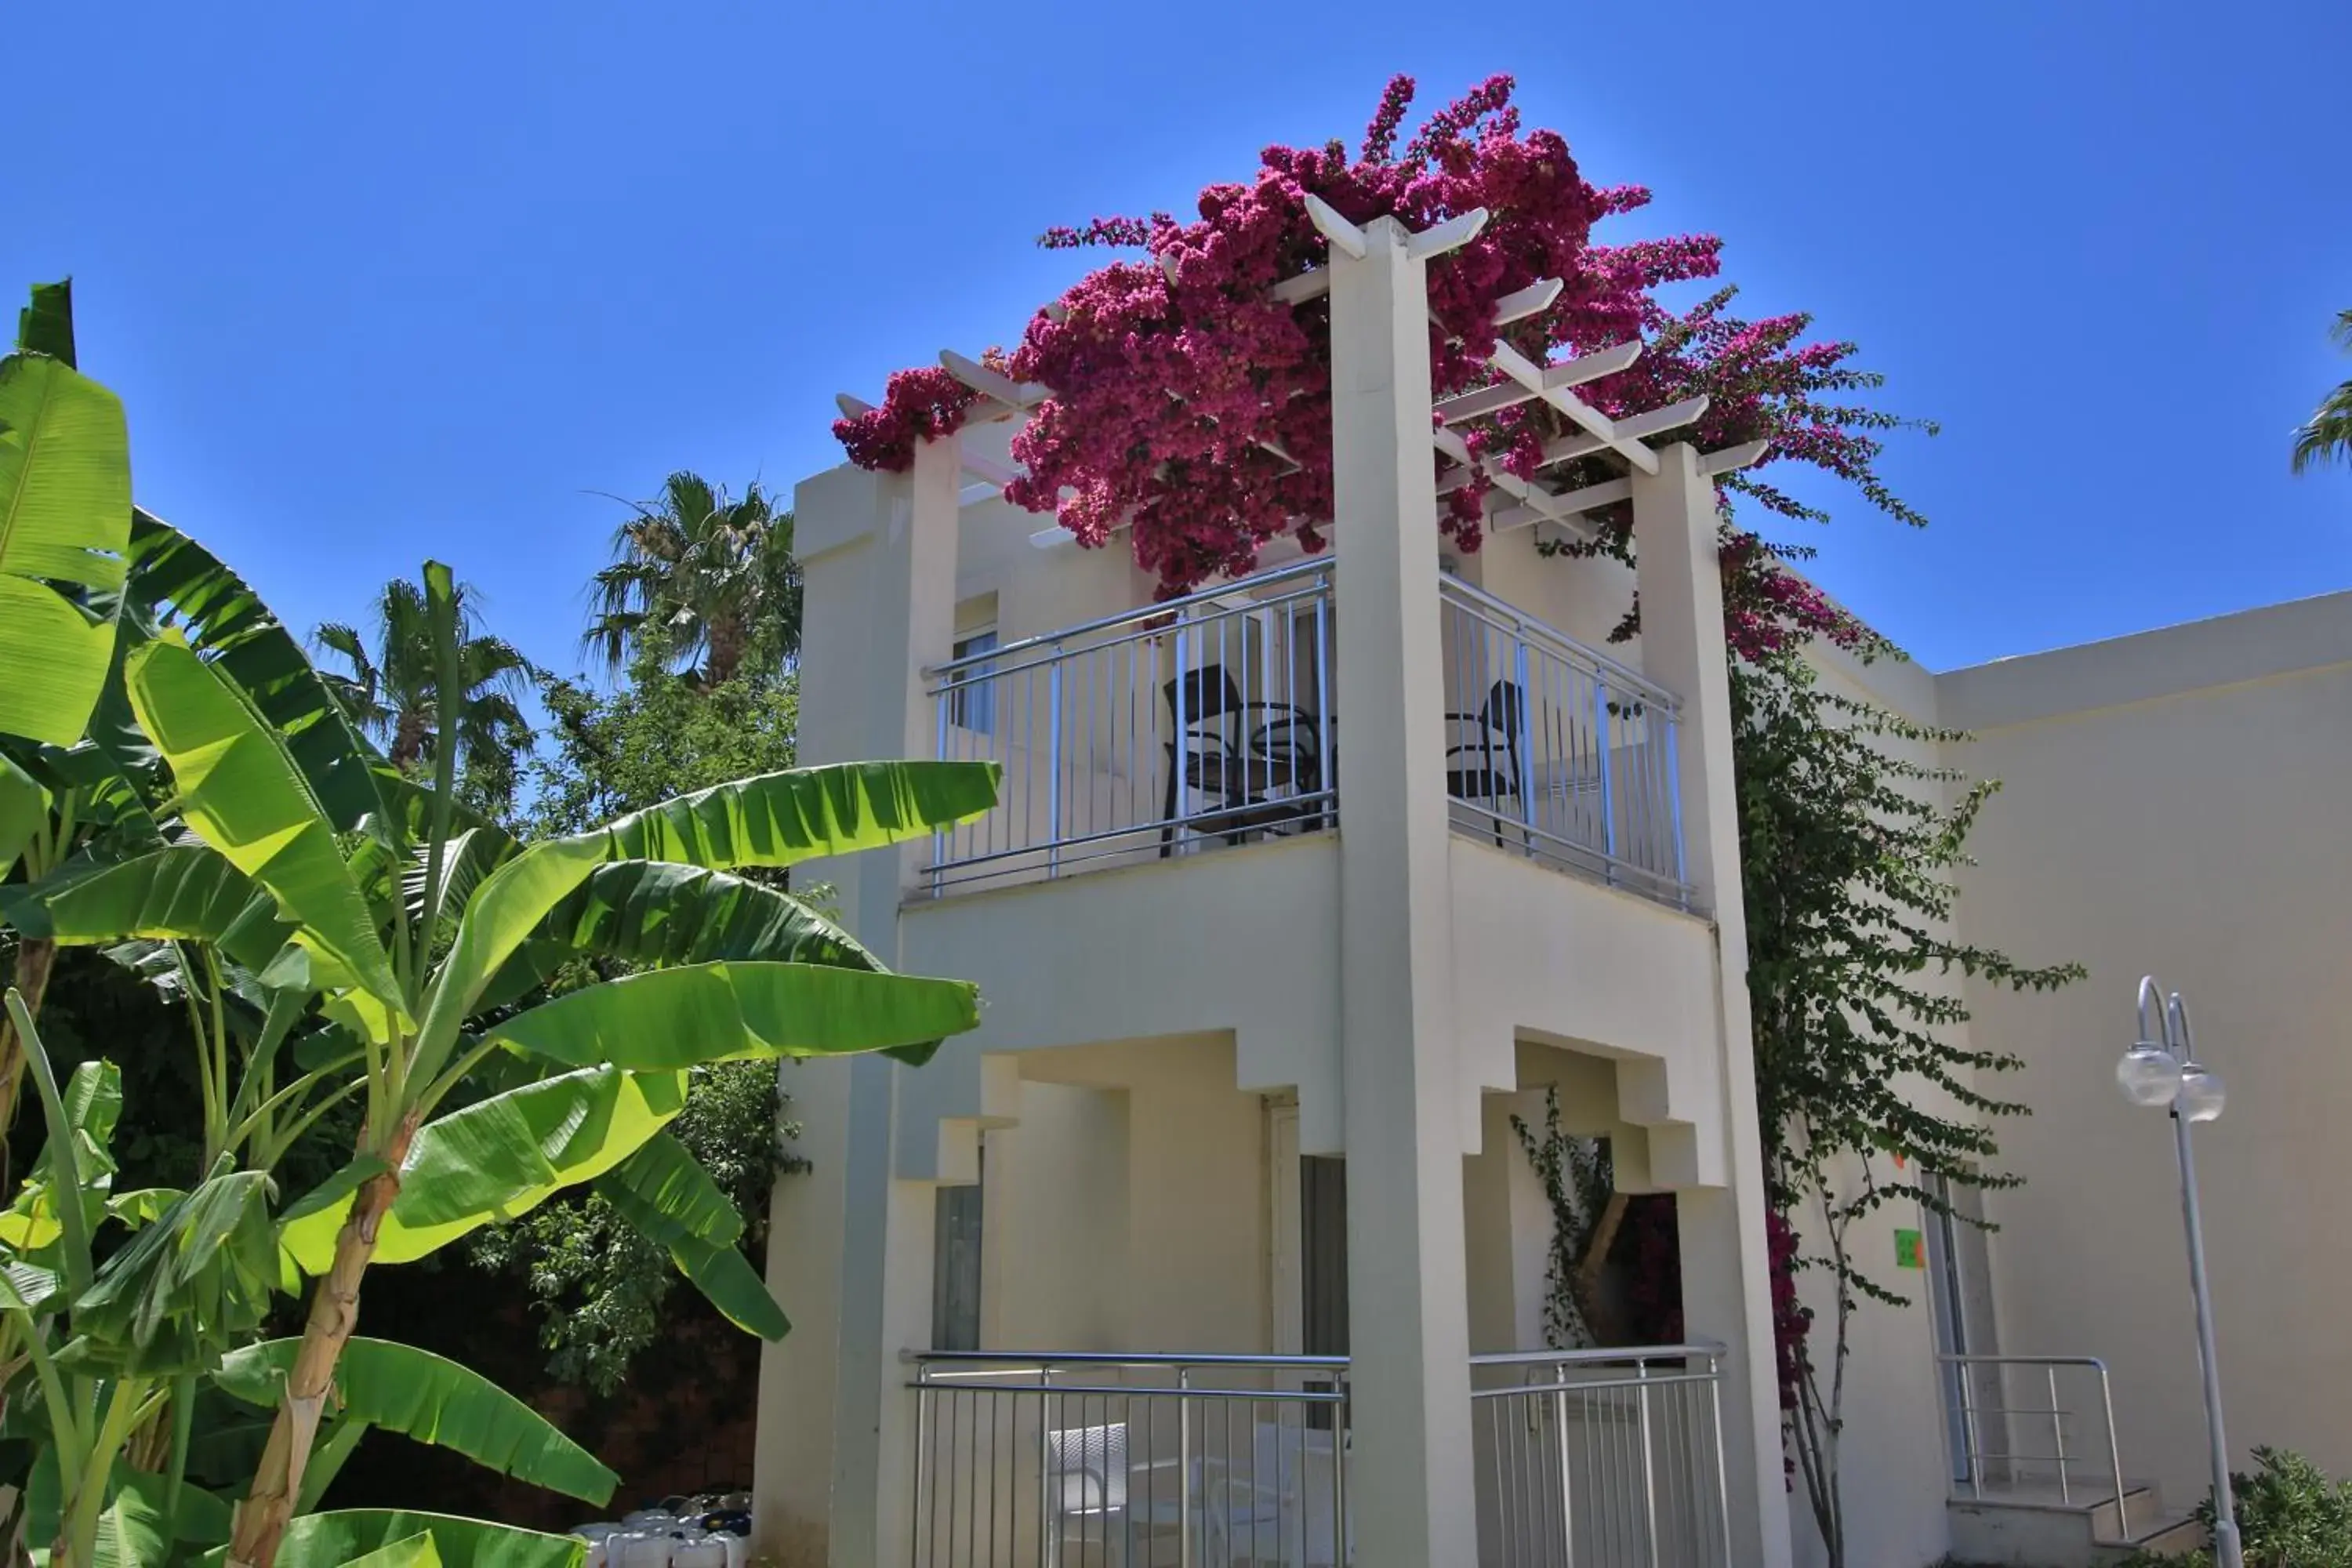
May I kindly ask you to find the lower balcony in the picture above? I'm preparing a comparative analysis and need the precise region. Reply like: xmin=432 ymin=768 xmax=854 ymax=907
xmin=905 ymin=1346 xmax=1732 ymax=1568
xmin=920 ymin=561 xmax=1692 ymax=913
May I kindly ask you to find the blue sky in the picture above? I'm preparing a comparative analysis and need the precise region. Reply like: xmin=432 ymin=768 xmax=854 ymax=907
xmin=10 ymin=1 xmax=2348 ymax=676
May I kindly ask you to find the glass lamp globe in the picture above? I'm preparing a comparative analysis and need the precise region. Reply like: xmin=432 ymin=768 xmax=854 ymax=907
xmin=2176 ymin=1064 xmax=2227 ymax=1123
xmin=2116 ymin=1044 xmax=2183 ymax=1108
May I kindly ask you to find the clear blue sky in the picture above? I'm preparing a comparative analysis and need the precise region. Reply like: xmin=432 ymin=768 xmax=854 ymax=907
xmin=10 ymin=1 xmax=2347 ymax=676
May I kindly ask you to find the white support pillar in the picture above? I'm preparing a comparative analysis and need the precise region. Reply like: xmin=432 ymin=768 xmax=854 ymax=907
xmin=751 ymin=436 xmax=963 ymax=1568
xmin=1631 ymin=442 xmax=1795 ymax=1568
xmin=1327 ymin=214 xmax=1480 ymax=1568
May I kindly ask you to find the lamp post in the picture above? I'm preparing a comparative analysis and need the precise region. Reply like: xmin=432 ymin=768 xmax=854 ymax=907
xmin=2116 ymin=975 xmax=2242 ymax=1568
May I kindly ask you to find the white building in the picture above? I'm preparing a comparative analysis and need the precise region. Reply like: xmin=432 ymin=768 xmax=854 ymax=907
xmin=744 ymin=202 xmax=2348 ymax=1568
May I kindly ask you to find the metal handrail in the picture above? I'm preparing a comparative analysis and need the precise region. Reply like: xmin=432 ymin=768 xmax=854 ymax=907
xmin=906 ymin=1348 xmax=1351 ymax=1568
xmin=926 ymin=558 xmax=1334 ymax=679
xmin=1939 ymin=1353 xmax=2132 ymax=1541
xmin=1469 ymin=1342 xmax=1733 ymax=1567
xmin=1437 ymin=577 xmax=1693 ymax=908
xmin=1437 ymin=573 xmax=1679 ymax=710
xmin=909 ymin=1350 xmax=1352 ymax=1369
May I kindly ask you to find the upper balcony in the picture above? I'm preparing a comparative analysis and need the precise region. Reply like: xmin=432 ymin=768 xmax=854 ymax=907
xmin=916 ymin=554 xmax=1692 ymax=913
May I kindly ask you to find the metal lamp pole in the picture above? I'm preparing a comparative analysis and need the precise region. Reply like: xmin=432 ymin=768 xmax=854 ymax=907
xmin=2117 ymin=976 xmax=2242 ymax=1568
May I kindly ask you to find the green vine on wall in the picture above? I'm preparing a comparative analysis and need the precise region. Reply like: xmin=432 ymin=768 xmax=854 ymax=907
xmin=1508 ymin=1087 xmax=1616 ymax=1351
xmin=1733 ymin=649 xmax=2084 ymax=1568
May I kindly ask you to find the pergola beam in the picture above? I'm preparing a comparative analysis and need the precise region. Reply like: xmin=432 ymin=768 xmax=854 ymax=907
xmin=1431 ymin=340 xmax=1643 ymax=426
xmin=1486 ymin=438 xmax=1776 ymax=532
xmin=1490 ymin=475 xmax=1633 ymax=532
xmin=1534 ymin=395 xmax=1711 ymax=470
xmin=1405 ymin=207 xmax=1490 ymax=260
xmin=941 ymin=350 xmax=1050 ymax=411
xmin=1302 ymin=195 xmax=1367 ymax=260
xmin=1704 ymin=439 xmax=1770 ymax=476
xmin=1488 ymin=341 xmax=1660 ymax=476
xmin=1490 ymin=278 xmax=1563 ymax=326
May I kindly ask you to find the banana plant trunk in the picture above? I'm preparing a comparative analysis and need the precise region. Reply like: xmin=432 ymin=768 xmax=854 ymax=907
xmin=228 ymin=1118 xmax=416 ymax=1568
xmin=0 ymin=938 xmax=58 ymax=1171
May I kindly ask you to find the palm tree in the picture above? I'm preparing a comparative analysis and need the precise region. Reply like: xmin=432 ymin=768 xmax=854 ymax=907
xmin=314 ymin=572 xmax=539 ymax=808
xmin=2291 ymin=309 xmax=2352 ymax=475
xmin=584 ymin=471 xmax=802 ymax=687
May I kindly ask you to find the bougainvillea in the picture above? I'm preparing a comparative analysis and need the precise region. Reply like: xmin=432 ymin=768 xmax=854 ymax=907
xmin=833 ymin=74 xmax=1930 ymax=658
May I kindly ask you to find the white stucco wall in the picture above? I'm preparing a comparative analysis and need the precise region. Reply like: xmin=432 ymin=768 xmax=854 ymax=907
xmin=1936 ymin=591 xmax=2352 ymax=1512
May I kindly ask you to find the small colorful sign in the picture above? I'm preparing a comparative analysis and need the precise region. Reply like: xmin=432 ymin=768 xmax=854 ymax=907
xmin=1894 ymin=1228 xmax=1926 ymax=1270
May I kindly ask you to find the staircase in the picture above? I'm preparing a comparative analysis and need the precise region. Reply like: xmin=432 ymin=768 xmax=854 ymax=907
xmin=1946 ymin=1477 xmax=2205 ymax=1566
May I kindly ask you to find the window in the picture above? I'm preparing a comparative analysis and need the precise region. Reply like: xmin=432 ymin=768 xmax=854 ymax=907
xmin=949 ymin=628 xmax=998 ymax=736
xmin=932 ymin=1163 xmax=985 ymax=1352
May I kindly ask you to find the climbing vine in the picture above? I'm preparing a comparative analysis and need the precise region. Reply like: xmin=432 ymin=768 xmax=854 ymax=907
xmin=1733 ymin=650 xmax=2082 ymax=1566
xmin=1508 ymin=1088 xmax=1614 ymax=1350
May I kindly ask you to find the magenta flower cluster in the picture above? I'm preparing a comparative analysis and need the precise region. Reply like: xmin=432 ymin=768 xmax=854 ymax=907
xmin=833 ymin=75 xmax=1926 ymax=658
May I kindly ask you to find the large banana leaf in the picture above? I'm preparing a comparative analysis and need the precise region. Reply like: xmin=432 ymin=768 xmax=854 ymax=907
xmin=412 ymin=760 xmax=996 ymax=1083
xmin=593 ymin=760 xmax=1000 ymax=868
xmin=597 ymin=1131 xmax=787 ymax=1338
xmin=0 ymin=347 xmax=131 ymax=745
xmin=124 ymin=639 xmax=405 ymax=1027
xmin=215 ymin=1337 xmax=617 ymax=1504
xmin=2 ymin=843 xmax=289 ymax=968
xmin=206 ymin=1512 xmax=583 ymax=1568
xmin=20 ymin=1456 xmax=227 ymax=1568
xmin=118 ymin=510 xmax=397 ymax=833
xmin=0 ymin=1058 xmax=122 ymax=1254
xmin=474 ymin=860 xmax=884 ymax=1013
xmin=0 ymin=751 xmax=42 ymax=869
xmin=278 ymin=1066 xmax=687 ymax=1272
xmin=485 ymin=960 xmax=979 ymax=1071
xmin=546 ymin=860 xmax=883 ymax=970
xmin=16 ymin=279 xmax=75 ymax=363
xmin=71 ymin=1168 xmax=278 ymax=1376
xmin=338 ymin=1534 xmax=445 ymax=1568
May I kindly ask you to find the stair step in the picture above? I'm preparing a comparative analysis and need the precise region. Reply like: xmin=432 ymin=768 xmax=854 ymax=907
xmin=1948 ymin=1485 xmax=2187 ymax=1568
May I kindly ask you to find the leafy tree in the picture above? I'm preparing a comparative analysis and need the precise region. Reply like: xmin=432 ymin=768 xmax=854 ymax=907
xmin=1733 ymin=651 xmax=2082 ymax=1568
xmin=313 ymin=573 xmax=539 ymax=815
xmin=459 ymin=655 xmax=808 ymax=1388
xmin=467 ymin=1058 xmax=794 ymax=1395
xmin=2291 ymin=309 xmax=2352 ymax=476
xmin=529 ymin=662 xmax=799 ymax=838
xmin=583 ymin=473 xmax=802 ymax=688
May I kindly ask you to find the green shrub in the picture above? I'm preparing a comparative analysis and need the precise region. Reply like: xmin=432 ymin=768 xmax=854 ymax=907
xmin=2111 ymin=1446 xmax=2352 ymax=1568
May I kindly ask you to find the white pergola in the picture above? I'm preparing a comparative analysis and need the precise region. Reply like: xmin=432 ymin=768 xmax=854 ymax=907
xmin=837 ymin=194 xmax=1768 ymax=554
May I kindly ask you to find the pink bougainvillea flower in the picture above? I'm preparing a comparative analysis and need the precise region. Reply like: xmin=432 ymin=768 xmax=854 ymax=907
xmin=833 ymin=74 xmax=1929 ymax=656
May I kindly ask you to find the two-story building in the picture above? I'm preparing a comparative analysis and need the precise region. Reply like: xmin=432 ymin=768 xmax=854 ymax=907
xmin=746 ymin=205 xmax=1791 ymax=1568
xmin=735 ymin=200 xmax=2348 ymax=1568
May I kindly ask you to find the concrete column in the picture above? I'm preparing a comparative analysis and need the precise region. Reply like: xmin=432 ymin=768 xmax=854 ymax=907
xmin=1327 ymin=215 xmax=1480 ymax=1568
xmin=753 ymin=437 xmax=962 ymax=1568
xmin=1631 ymin=443 xmax=1794 ymax=1568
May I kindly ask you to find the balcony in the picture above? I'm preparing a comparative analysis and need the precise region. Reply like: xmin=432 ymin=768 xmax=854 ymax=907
xmin=905 ymin=1345 xmax=1732 ymax=1567
xmin=920 ymin=562 xmax=1691 ymax=913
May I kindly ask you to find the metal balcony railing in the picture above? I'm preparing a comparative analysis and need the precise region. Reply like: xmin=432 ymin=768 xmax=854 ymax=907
xmin=1437 ymin=578 xmax=1693 ymax=913
xmin=907 ymin=1351 xmax=1351 ymax=1568
xmin=923 ymin=561 xmax=1336 ymax=895
xmin=1470 ymin=1345 xmax=1733 ymax=1568
xmin=1939 ymin=1353 xmax=2135 ymax=1540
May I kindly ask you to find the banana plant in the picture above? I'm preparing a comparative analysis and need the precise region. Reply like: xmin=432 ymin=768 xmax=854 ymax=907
xmin=0 ymin=989 xmax=275 ymax=1568
xmin=0 ymin=280 xmax=130 ymax=750
xmin=0 ymin=279 xmax=135 ymax=1161
xmin=57 ymin=559 xmax=996 ymax=1568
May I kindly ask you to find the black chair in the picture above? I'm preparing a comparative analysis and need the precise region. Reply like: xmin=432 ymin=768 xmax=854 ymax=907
xmin=1445 ymin=680 xmax=1527 ymax=844
xmin=1159 ymin=663 xmax=1324 ymax=855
